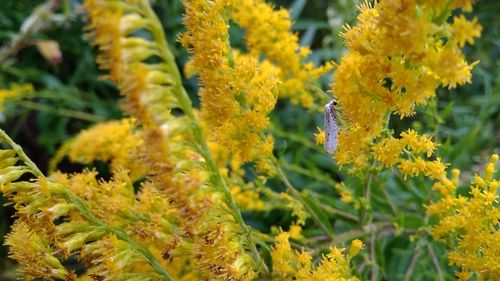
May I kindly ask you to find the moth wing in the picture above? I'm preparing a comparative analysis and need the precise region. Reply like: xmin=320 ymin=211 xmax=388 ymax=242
xmin=324 ymin=102 xmax=338 ymax=154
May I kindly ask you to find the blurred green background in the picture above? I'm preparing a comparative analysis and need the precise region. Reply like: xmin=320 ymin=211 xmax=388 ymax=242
xmin=0 ymin=0 xmax=498 ymax=280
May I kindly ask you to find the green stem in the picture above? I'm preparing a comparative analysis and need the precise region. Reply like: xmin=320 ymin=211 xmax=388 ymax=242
xmin=16 ymin=100 xmax=105 ymax=122
xmin=318 ymin=201 xmax=359 ymax=223
xmin=403 ymin=246 xmax=421 ymax=281
xmin=140 ymin=1 xmax=267 ymax=272
xmin=370 ymin=231 xmax=378 ymax=281
xmin=428 ymin=245 xmax=444 ymax=281
xmin=62 ymin=190 xmax=175 ymax=281
xmin=360 ymin=174 xmax=373 ymax=225
xmin=276 ymin=164 xmax=335 ymax=239
xmin=0 ymin=128 xmax=43 ymax=177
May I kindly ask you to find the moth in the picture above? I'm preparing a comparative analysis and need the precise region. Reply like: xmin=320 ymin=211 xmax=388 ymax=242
xmin=324 ymin=100 xmax=339 ymax=154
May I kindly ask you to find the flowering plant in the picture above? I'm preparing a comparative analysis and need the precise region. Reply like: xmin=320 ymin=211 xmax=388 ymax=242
xmin=0 ymin=0 xmax=498 ymax=280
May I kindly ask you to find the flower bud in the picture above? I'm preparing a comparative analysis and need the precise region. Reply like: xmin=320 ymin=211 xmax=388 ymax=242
xmin=349 ymin=239 xmax=364 ymax=257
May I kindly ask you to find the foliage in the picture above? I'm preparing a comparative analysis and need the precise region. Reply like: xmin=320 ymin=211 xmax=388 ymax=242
xmin=0 ymin=0 xmax=499 ymax=280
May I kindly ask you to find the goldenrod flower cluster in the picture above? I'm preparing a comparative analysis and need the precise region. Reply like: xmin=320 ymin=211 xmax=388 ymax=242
xmin=231 ymin=0 xmax=334 ymax=107
xmin=331 ymin=0 xmax=482 ymax=170
xmin=83 ymin=1 xmax=260 ymax=279
xmin=181 ymin=0 xmax=334 ymax=172
xmin=427 ymin=154 xmax=499 ymax=280
xmin=1 ymin=147 xmax=162 ymax=280
xmin=51 ymin=118 xmax=146 ymax=180
xmin=271 ymin=228 xmax=363 ymax=280
xmin=0 ymin=0 xmax=261 ymax=280
xmin=84 ymin=0 xmax=193 ymax=129
xmin=181 ymin=0 xmax=279 ymax=172
xmin=3 ymin=0 xmax=493 ymax=280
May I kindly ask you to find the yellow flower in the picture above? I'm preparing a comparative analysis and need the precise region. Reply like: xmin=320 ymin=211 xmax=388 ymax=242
xmin=84 ymin=1 xmax=262 ymax=279
xmin=451 ymin=15 xmax=482 ymax=47
xmin=231 ymin=185 xmax=265 ymax=211
xmin=230 ymin=0 xmax=333 ymax=107
xmin=315 ymin=128 xmax=326 ymax=145
xmin=331 ymin=0 xmax=479 ymax=172
xmin=279 ymin=192 xmax=308 ymax=225
xmin=51 ymin=118 xmax=146 ymax=180
xmin=5 ymin=221 xmax=74 ymax=280
xmin=335 ymin=182 xmax=355 ymax=205
xmin=428 ymin=154 xmax=500 ymax=280
xmin=400 ymin=130 xmax=436 ymax=157
xmin=181 ymin=0 xmax=279 ymax=169
xmin=84 ymin=0 xmax=181 ymax=127
xmin=372 ymin=137 xmax=405 ymax=167
xmin=349 ymin=239 xmax=364 ymax=258
xmin=270 ymin=229 xmax=360 ymax=280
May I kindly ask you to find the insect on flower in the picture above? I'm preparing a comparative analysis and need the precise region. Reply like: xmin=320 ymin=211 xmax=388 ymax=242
xmin=324 ymin=100 xmax=339 ymax=154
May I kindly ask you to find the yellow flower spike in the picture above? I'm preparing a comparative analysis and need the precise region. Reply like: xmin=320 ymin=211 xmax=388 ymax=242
xmin=230 ymin=0 xmax=333 ymax=108
xmin=428 ymin=154 xmax=500 ymax=279
xmin=331 ymin=0 xmax=479 ymax=171
xmin=182 ymin=0 xmax=280 ymax=169
xmin=5 ymin=221 xmax=76 ymax=280
xmin=53 ymin=119 xmax=146 ymax=180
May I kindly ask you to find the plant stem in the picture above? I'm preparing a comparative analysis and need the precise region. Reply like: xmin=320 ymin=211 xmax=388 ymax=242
xmin=370 ymin=231 xmax=378 ymax=281
xmin=428 ymin=245 xmax=444 ymax=281
xmin=16 ymin=100 xmax=105 ymax=122
xmin=63 ymin=190 xmax=175 ymax=281
xmin=360 ymin=174 xmax=373 ymax=224
xmin=276 ymin=164 xmax=335 ymax=239
xmin=140 ymin=1 xmax=267 ymax=272
xmin=0 ymin=128 xmax=43 ymax=177
xmin=403 ymin=246 xmax=421 ymax=281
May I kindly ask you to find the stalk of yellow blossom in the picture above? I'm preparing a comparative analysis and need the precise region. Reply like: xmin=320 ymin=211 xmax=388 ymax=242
xmin=271 ymin=227 xmax=363 ymax=280
xmin=0 ymin=128 xmax=176 ymax=280
xmin=230 ymin=0 xmax=334 ymax=108
xmin=5 ymin=221 xmax=74 ymax=280
xmin=331 ymin=0 xmax=481 ymax=172
xmin=181 ymin=0 xmax=279 ymax=173
xmin=427 ymin=154 xmax=499 ymax=280
xmin=84 ymin=0 xmax=266 ymax=277
xmin=49 ymin=118 xmax=146 ymax=180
